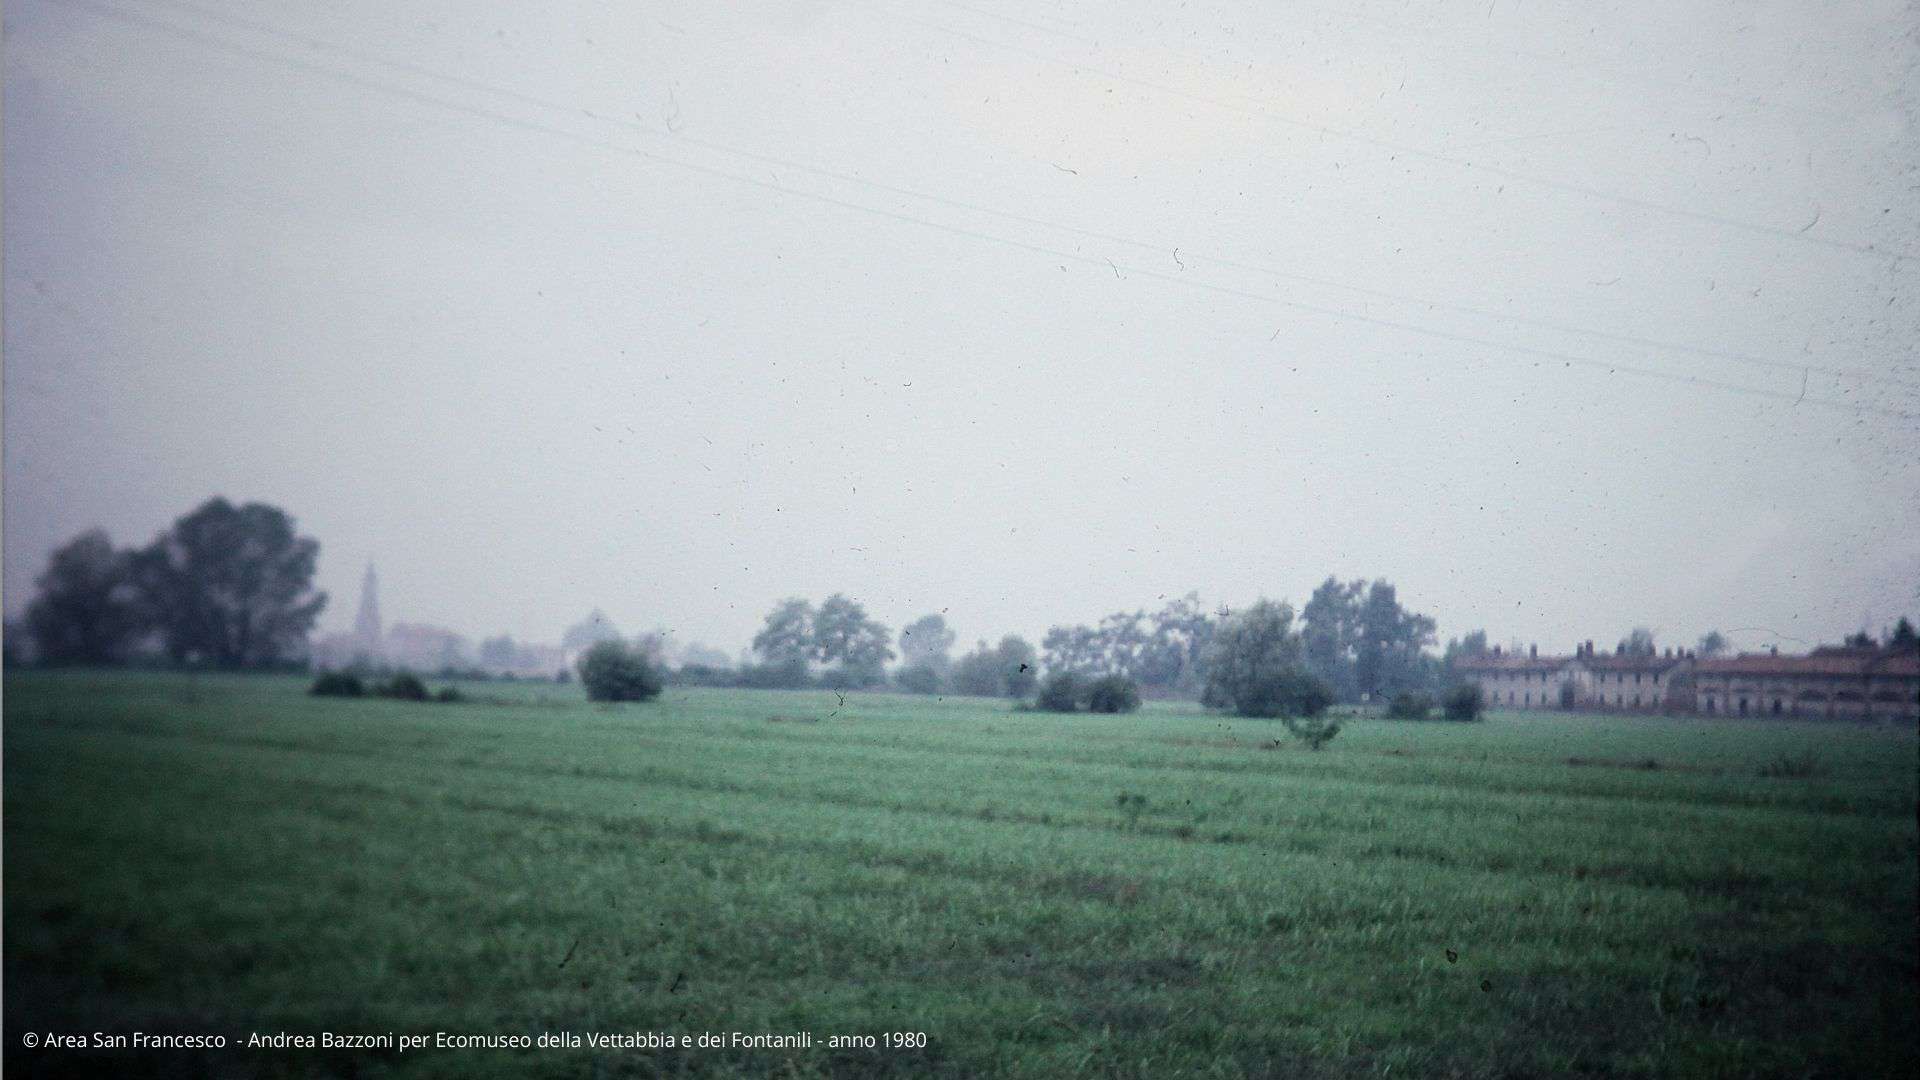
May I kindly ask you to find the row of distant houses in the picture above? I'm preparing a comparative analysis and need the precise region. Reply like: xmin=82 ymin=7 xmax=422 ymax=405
xmin=1455 ymin=641 xmax=1919 ymax=723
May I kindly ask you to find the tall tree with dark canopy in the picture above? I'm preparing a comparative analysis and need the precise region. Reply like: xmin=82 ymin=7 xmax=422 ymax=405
xmin=1353 ymin=581 xmax=1437 ymax=701
xmin=128 ymin=499 xmax=327 ymax=667
xmin=1140 ymin=592 xmax=1217 ymax=696
xmin=897 ymin=613 xmax=957 ymax=673
xmin=895 ymin=613 xmax=956 ymax=694
xmin=1301 ymin=576 xmax=1364 ymax=700
xmin=752 ymin=599 xmax=814 ymax=665
xmin=1202 ymin=599 xmax=1331 ymax=718
xmin=24 ymin=529 xmax=146 ymax=665
xmin=811 ymin=594 xmax=892 ymax=687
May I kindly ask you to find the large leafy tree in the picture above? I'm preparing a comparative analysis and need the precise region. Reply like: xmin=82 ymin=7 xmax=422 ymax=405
xmin=24 ymin=529 xmax=146 ymax=665
xmin=811 ymin=594 xmax=892 ymax=686
xmin=1353 ymin=581 xmax=1437 ymax=700
xmin=897 ymin=613 xmax=957 ymax=673
xmin=1695 ymin=630 xmax=1729 ymax=658
xmin=1201 ymin=599 xmax=1331 ymax=719
xmin=951 ymin=634 xmax=1038 ymax=698
xmin=128 ymin=498 xmax=327 ymax=668
xmin=950 ymin=640 xmax=1000 ymax=697
xmin=1093 ymin=610 xmax=1150 ymax=677
xmin=1041 ymin=623 xmax=1103 ymax=675
xmin=1301 ymin=577 xmax=1364 ymax=700
xmin=1140 ymin=593 xmax=1216 ymax=695
xmin=751 ymin=598 xmax=815 ymax=666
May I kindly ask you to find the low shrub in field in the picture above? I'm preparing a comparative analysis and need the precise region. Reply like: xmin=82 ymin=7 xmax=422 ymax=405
xmin=1083 ymin=675 xmax=1142 ymax=714
xmin=1386 ymin=692 xmax=1434 ymax=720
xmin=309 ymin=672 xmax=364 ymax=697
xmin=377 ymin=672 xmax=430 ymax=702
xmin=1035 ymin=671 xmax=1084 ymax=712
xmin=433 ymin=687 xmax=464 ymax=704
xmin=1442 ymin=683 xmax=1484 ymax=721
xmin=577 ymin=640 xmax=663 ymax=702
xmin=1283 ymin=713 xmax=1342 ymax=751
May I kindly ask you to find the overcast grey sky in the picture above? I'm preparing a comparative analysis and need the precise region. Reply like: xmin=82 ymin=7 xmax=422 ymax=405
xmin=6 ymin=0 xmax=1918 ymax=659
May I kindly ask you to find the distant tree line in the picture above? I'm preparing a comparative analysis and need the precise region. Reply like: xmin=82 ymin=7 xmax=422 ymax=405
xmin=27 ymin=507 xmax=1900 ymax=727
xmin=1040 ymin=593 xmax=1216 ymax=697
xmin=1033 ymin=580 xmax=1441 ymax=706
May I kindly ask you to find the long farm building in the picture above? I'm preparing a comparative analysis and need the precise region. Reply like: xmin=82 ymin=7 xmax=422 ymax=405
xmin=1454 ymin=642 xmax=1918 ymax=723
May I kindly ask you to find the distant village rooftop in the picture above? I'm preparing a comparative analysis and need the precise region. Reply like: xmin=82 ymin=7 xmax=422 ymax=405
xmin=1452 ymin=639 xmax=1918 ymax=722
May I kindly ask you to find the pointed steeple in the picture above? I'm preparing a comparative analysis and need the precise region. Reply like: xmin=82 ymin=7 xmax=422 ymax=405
xmin=353 ymin=563 xmax=383 ymax=656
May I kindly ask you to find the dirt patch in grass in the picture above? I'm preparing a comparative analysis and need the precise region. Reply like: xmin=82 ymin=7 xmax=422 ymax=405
xmin=1053 ymin=873 xmax=1146 ymax=906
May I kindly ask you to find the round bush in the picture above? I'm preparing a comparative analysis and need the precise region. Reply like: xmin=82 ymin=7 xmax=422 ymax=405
xmin=1035 ymin=671 xmax=1084 ymax=713
xmin=1442 ymin=683 xmax=1484 ymax=721
xmin=378 ymin=672 xmax=430 ymax=701
xmin=1083 ymin=675 xmax=1142 ymax=714
xmin=577 ymin=640 xmax=664 ymax=702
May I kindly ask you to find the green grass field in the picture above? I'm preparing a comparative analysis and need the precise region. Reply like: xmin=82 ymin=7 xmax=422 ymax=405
xmin=4 ymin=671 xmax=1915 ymax=1078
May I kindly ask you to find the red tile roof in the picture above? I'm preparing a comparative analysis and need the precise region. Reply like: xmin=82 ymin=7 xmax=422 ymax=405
xmin=1695 ymin=648 xmax=1920 ymax=678
xmin=1580 ymin=654 xmax=1689 ymax=673
xmin=1452 ymin=654 xmax=1570 ymax=673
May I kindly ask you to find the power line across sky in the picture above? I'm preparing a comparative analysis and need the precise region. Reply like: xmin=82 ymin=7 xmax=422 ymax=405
xmin=43 ymin=0 xmax=1920 ymax=421
xmin=903 ymin=9 xmax=1911 ymax=264
xmin=111 ymin=0 xmax=1920 ymax=397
